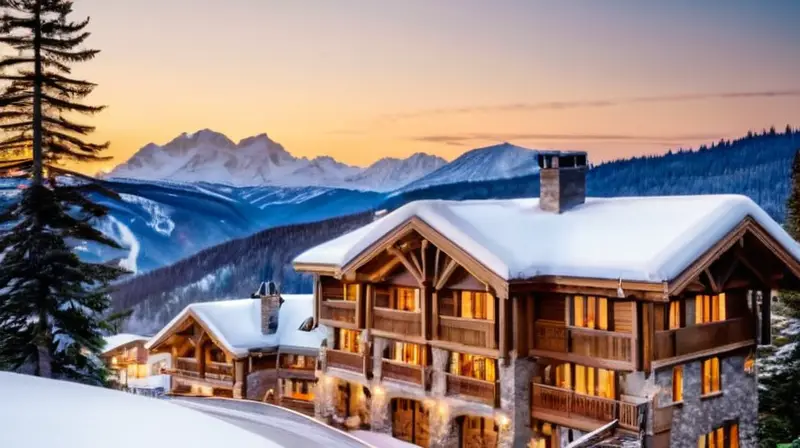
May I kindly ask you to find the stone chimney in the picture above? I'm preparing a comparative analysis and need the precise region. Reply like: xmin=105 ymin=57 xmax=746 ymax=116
xmin=537 ymin=151 xmax=587 ymax=213
xmin=254 ymin=281 xmax=282 ymax=335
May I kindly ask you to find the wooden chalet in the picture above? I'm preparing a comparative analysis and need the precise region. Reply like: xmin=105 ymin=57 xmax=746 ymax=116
xmin=100 ymin=334 xmax=150 ymax=389
xmin=293 ymin=151 xmax=800 ymax=448
xmin=145 ymin=285 xmax=324 ymax=415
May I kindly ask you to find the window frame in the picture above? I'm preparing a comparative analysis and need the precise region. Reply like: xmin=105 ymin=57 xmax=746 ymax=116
xmin=571 ymin=295 xmax=611 ymax=330
xmin=701 ymin=357 xmax=721 ymax=396
xmin=695 ymin=294 xmax=727 ymax=324
xmin=672 ymin=365 xmax=684 ymax=403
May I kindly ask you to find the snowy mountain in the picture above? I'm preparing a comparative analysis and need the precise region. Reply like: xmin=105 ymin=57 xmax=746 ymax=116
xmin=345 ymin=153 xmax=447 ymax=191
xmin=109 ymin=130 xmax=443 ymax=191
xmin=394 ymin=142 xmax=541 ymax=194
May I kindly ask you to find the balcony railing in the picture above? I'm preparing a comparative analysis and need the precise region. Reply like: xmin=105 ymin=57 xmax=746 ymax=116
xmin=175 ymin=357 xmax=200 ymax=378
xmin=205 ymin=361 xmax=234 ymax=382
xmin=320 ymin=299 xmax=357 ymax=325
xmin=326 ymin=349 xmax=366 ymax=375
xmin=533 ymin=321 xmax=634 ymax=365
xmin=445 ymin=373 xmax=497 ymax=406
xmin=531 ymin=384 xmax=645 ymax=432
xmin=280 ymin=396 xmax=316 ymax=416
xmin=373 ymin=308 xmax=422 ymax=336
xmin=381 ymin=359 xmax=424 ymax=386
xmin=437 ymin=316 xmax=496 ymax=349
xmin=654 ymin=318 xmax=752 ymax=361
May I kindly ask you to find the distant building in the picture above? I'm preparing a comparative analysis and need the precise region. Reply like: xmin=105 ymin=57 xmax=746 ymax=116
xmin=145 ymin=283 xmax=326 ymax=415
xmin=293 ymin=151 xmax=800 ymax=447
xmin=100 ymin=334 xmax=150 ymax=388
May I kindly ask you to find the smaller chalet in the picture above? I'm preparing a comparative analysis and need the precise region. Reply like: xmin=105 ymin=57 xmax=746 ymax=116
xmin=145 ymin=284 xmax=325 ymax=414
xmin=100 ymin=333 xmax=149 ymax=389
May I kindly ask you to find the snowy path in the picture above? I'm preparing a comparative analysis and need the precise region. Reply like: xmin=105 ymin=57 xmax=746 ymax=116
xmin=168 ymin=396 xmax=372 ymax=447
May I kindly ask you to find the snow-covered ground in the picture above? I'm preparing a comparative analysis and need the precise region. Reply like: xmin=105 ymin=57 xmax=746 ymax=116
xmin=0 ymin=372 xmax=279 ymax=448
xmin=351 ymin=430 xmax=419 ymax=448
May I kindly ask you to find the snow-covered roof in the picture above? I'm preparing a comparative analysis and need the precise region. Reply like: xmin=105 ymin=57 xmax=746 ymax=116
xmin=0 ymin=372 xmax=278 ymax=448
xmin=145 ymin=294 xmax=324 ymax=358
xmin=101 ymin=333 xmax=148 ymax=355
xmin=294 ymin=195 xmax=800 ymax=283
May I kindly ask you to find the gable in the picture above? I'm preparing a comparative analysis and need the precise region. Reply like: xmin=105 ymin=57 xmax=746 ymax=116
xmin=147 ymin=310 xmax=238 ymax=359
xmin=669 ymin=217 xmax=800 ymax=295
xmin=342 ymin=220 xmax=507 ymax=298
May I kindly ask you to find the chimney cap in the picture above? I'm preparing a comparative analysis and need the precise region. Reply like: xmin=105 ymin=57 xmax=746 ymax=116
xmin=537 ymin=151 xmax=587 ymax=170
xmin=253 ymin=281 xmax=279 ymax=298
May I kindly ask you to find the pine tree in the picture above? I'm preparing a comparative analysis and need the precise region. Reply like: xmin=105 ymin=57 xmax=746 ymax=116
xmin=0 ymin=0 xmax=125 ymax=384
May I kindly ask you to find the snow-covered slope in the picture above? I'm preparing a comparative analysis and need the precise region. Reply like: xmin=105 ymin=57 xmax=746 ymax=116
xmin=0 ymin=372 xmax=276 ymax=448
xmin=394 ymin=142 xmax=540 ymax=194
xmin=345 ymin=153 xmax=447 ymax=192
xmin=109 ymin=129 xmax=443 ymax=191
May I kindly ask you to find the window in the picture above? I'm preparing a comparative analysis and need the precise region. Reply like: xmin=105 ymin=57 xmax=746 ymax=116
xmin=458 ymin=291 xmax=495 ymax=320
xmin=573 ymin=364 xmax=615 ymax=399
xmin=669 ymin=301 xmax=682 ymax=329
xmin=672 ymin=365 xmax=684 ymax=402
xmin=555 ymin=363 xmax=571 ymax=389
xmin=374 ymin=287 xmax=419 ymax=311
xmin=449 ymin=352 xmax=496 ymax=382
xmin=695 ymin=294 xmax=726 ymax=324
xmin=338 ymin=329 xmax=361 ymax=353
xmin=343 ymin=284 xmax=359 ymax=302
xmin=387 ymin=341 xmax=424 ymax=365
xmin=396 ymin=287 xmax=418 ymax=311
xmin=702 ymin=357 xmax=721 ymax=395
xmin=573 ymin=296 xmax=609 ymax=330
xmin=698 ymin=421 xmax=738 ymax=448
xmin=282 ymin=379 xmax=314 ymax=400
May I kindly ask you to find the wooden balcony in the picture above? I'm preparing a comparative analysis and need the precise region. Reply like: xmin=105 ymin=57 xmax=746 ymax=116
xmin=174 ymin=357 xmax=201 ymax=378
xmin=532 ymin=321 xmax=634 ymax=368
xmin=373 ymin=308 xmax=422 ymax=337
xmin=445 ymin=373 xmax=497 ymax=406
xmin=654 ymin=318 xmax=752 ymax=361
xmin=205 ymin=361 xmax=234 ymax=382
xmin=381 ymin=359 xmax=424 ymax=386
xmin=326 ymin=349 xmax=366 ymax=375
xmin=320 ymin=300 xmax=357 ymax=326
xmin=437 ymin=316 xmax=496 ymax=349
xmin=531 ymin=384 xmax=645 ymax=432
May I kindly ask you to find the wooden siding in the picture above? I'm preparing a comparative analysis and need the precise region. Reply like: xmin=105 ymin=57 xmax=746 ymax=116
xmin=373 ymin=308 xmax=422 ymax=337
xmin=532 ymin=320 xmax=635 ymax=368
xmin=437 ymin=315 xmax=496 ymax=349
xmin=320 ymin=300 xmax=357 ymax=326
xmin=538 ymin=294 xmax=566 ymax=321
xmin=613 ymin=301 xmax=634 ymax=333
xmin=381 ymin=359 xmax=425 ymax=386
xmin=326 ymin=349 xmax=366 ymax=375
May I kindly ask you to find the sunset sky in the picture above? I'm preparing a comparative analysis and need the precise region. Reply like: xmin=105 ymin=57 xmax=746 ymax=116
xmin=68 ymin=0 xmax=800 ymax=174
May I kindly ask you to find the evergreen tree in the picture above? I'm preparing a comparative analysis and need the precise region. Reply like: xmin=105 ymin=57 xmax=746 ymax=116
xmin=0 ymin=0 xmax=125 ymax=384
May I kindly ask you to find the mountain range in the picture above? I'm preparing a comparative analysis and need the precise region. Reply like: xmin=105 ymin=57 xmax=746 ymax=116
xmin=109 ymin=128 xmax=800 ymax=333
xmin=108 ymin=130 xmax=544 ymax=193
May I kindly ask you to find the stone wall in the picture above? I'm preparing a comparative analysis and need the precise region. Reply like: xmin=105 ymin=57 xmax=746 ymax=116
xmin=653 ymin=354 xmax=757 ymax=447
xmin=246 ymin=369 xmax=278 ymax=401
xmin=499 ymin=356 xmax=535 ymax=448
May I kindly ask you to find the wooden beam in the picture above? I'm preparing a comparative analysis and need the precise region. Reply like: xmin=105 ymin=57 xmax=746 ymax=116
xmin=410 ymin=251 xmax=423 ymax=280
xmin=704 ymin=268 xmax=720 ymax=293
xmin=717 ymin=258 xmax=740 ymax=291
xmin=760 ymin=289 xmax=772 ymax=345
xmin=369 ymin=256 xmax=402 ymax=282
xmin=421 ymin=240 xmax=429 ymax=279
xmin=388 ymin=246 xmax=424 ymax=286
xmin=499 ymin=295 xmax=508 ymax=363
xmin=737 ymin=255 xmax=771 ymax=287
xmin=432 ymin=291 xmax=440 ymax=340
xmin=435 ymin=258 xmax=459 ymax=290
xmin=434 ymin=247 xmax=441 ymax=286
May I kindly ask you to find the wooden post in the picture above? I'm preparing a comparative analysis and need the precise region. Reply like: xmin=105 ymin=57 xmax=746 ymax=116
xmin=365 ymin=284 xmax=374 ymax=330
xmin=421 ymin=284 xmax=430 ymax=339
xmin=760 ymin=289 xmax=772 ymax=345
xmin=642 ymin=302 xmax=654 ymax=373
xmin=512 ymin=294 xmax=526 ymax=355
xmin=195 ymin=340 xmax=205 ymax=378
xmin=750 ymin=290 xmax=760 ymax=342
xmin=313 ymin=275 xmax=321 ymax=326
xmin=356 ymin=283 xmax=364 ymax=329
xmin=527 ymin=295 xmax=535 ymax=352
xmin=432 ymin=291 xmax=440 ymax=340
xmin=499 ymin=295 xmax=508 ymax=360
xmin=631 ymin=301 xmax=639 ymax=371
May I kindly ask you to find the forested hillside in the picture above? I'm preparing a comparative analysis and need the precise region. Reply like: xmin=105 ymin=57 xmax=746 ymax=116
xmin=115 ymin=128 xmax=800 ymax=333
xmin=384 ymin=127 xmax=799 ymax=222
xmin=116 ymin=212 xmax=373 ymax=333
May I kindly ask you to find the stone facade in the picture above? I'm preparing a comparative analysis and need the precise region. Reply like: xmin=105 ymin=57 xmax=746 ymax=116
xmin=260 ymin=294 xmax=281 ymax=335
xmin=246 ymin=368 xmax=278 ymax=401
xmin=499 ymin=355 xmax=535 ymax=448
xmin=653 ymin=354 xmax=757 ymax=447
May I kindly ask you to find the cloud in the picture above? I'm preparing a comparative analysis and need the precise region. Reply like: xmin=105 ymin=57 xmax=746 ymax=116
xmin=380 ymin=89 xmax=800 ymax=121
xmin=408 ymin=132 xmax=726 ymax=147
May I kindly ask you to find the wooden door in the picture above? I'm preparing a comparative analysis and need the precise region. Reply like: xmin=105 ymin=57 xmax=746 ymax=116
xmin=460 ymin=416 xmax=499 ymax=448
xmin=392 ymin=398 xmax=430 ymax=447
